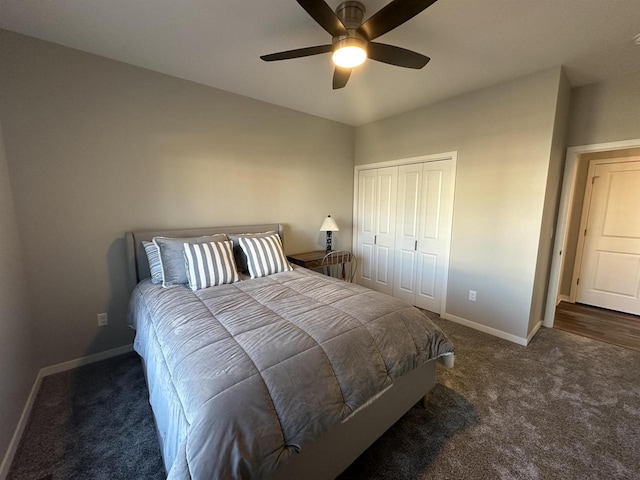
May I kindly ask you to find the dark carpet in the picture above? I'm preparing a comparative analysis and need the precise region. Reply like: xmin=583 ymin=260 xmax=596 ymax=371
xmin=9 ymin=318 xmax=640 ymax=479
xmin=7 ymin=352 xmax=164 ymax=480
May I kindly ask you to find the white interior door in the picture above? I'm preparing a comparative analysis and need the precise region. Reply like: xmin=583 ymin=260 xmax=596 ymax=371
xmin=393 ymin=164 xmax=423 ymax=304
xmin=416 ymin=160 xmax=453 ymax=313
xmin=577 ymin=160 xmax=640 ymax=315
xmin=373 ymin=167 xmax=397 ymax=295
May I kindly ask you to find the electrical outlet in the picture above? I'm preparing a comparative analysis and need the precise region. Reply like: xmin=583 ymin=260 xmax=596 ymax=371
xmin=468 ymin=290 xmax=477 ymax=301
xmin=97 ymin=313 xmax=108 ymax=326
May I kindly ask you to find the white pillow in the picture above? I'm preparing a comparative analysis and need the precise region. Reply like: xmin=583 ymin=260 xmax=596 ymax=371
xmin=183 ymin=240 xmax=239 ymax=291
xmin=238 ymin=233 xmax=293 ymax=278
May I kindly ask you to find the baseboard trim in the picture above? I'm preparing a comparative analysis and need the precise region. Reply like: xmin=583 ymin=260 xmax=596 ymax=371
xmin=557 ymin=295 xmax=570 ymax=305
xmin=0 ymin=344 xmax=134 ymax=480
xmin=527 ymin=321 xmax=543 ymax=344
xmin=40 ymin=344 xmax=134 ymax=377
xmin=0 ymin=371 xmax=42 ymax=480
xmin=441 ymin=312 xmax=529 ymax=346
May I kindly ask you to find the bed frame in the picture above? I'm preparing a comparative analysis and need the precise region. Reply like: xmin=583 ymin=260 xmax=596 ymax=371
xmin=125 ymin=223 xmax=453 ymax=479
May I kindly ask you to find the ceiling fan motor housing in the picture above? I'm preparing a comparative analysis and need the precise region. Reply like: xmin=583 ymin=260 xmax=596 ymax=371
xmin=336 ymin=1 xmax=366 ymax=30
xmin=333 ymin=1 xmax=368 ymax=53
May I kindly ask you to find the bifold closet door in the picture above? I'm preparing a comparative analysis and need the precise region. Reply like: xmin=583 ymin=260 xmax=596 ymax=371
xmin=357 ymin=166 xmax=397 ymax=295
xmin=393 ymin=160 xmax=453 ymax=313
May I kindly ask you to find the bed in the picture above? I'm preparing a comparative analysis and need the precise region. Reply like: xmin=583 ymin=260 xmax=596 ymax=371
xmin=125 ymin=224 xmax=454 ymax=479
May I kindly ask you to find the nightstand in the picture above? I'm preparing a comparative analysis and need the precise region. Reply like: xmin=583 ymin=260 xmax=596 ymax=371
xmin=287 ymin=250 xmax=354 ymax=281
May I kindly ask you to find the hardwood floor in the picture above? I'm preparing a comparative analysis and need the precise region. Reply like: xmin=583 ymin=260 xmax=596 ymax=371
xmin=554 ymin=301 xmax=640 ymax=352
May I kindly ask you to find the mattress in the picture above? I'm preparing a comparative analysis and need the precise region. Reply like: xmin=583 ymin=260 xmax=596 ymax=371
xmin=128 ymin=266 xmax=454 ymax=479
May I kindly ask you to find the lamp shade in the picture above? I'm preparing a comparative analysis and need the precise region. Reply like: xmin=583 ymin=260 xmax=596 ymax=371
xmin=320 ymin=215 xmax=339 ymax=232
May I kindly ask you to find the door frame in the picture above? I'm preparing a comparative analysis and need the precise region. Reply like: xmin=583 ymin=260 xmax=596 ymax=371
xmin=353 ymin=151 xmax=457 ymax=314
xmin=544 ymin=138 xmax=640 ymax=327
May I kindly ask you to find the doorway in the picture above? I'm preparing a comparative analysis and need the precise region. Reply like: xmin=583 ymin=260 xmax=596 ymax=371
xmin=544 ymin=140 xmax=640 ymax=328
xmin=571 ymin=158 xmax=640 ymax=315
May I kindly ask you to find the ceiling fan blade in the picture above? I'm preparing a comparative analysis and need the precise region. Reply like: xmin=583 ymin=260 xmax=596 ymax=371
xmin=333 ymin=67 xmax=352 ymax=89
xmin=367 ymin=42 xmax=430 ymax=69
xmin=261 ymin=44 xmax=332 ymax=62
xmin=297 ymin=0 xmax=348 ymax=37
xmin=358 ymin=0 xmax=438 ymax=40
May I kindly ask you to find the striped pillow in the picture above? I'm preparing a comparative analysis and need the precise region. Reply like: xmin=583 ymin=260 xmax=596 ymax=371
xmin=239 ymin=233 xmax=293 ymax=278
xmin=228 ymin=231 xmax=277 ymax=275
xmin=183 ymin=241 xmax=239 ymax=291
xmin=142 ymin=241 xmax=163 ymax=284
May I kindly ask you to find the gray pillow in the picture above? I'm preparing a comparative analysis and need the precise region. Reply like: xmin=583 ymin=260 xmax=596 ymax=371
xmin=142 ymin=241 xmax=163 ymax=284
xmin=228 ymin=231 xmax=276 ymax=275
xmin=154 ymin=234 xmax=228 ymax=287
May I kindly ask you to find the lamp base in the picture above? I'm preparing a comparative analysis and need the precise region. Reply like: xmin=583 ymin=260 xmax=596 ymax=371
xmin=326 ymin=231 xmax=333 ymax=253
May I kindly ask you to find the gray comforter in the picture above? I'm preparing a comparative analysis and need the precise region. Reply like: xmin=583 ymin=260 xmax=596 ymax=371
xmin=128 ymin=267 xmax=453 ymax=479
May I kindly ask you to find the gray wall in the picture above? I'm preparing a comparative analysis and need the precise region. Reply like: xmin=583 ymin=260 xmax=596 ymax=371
xmin=567 ymin=71 xmax=640 ymax=147
xmin=0 ymin=30 xmax=355 ymax=368
xmin=527 ymin=70 xmax=571 ymax=335
xmin=0 ymin=119 xmax=36 ymax=467
xmin=355 ymin=67 xmax=565 ymax=340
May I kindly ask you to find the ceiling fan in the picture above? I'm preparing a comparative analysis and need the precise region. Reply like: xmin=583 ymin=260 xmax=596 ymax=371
xmin=261 ymin=0 xmax=437 ymax=89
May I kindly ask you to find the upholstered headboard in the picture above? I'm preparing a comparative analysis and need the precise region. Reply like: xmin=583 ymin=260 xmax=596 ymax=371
xmin=125 ymin=224 xmax=285 ymax=286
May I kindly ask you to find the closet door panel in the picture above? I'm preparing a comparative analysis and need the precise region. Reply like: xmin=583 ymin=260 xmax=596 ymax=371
xmin=418 ymin=253 xmax=437 ymax=299
xmin=393 ymin=164 xmax=422 ymax=303
xmin=421 ymin=170 xmax=443 ymax=241
xmin=416 ymin=160 xmax=453 ymax=313
xmin=360 ymin=243 xmax=375 ymax=283
xmin=357 ymin=170 xmax=377 ymax=289
xmin=375 ymin=245 xmax=393 ymax=289
xmin=373 ymin=167 xmax=398 ymax=295
xmin=395 ymin=249 xmax=417 ymax=296
xmin=376 ymin=168 xmax=396 ymax=236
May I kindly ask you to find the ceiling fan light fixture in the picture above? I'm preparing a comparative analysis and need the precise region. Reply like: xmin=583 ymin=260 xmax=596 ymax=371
xmin=260 ymin=0 xmax=437 ymax=88
xmin=332 ymin=37 xmax=367 ymax=68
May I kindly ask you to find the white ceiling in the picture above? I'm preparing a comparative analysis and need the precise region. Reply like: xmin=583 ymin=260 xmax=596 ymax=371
xmin=2 ymin=0 xmax=640 ymax=126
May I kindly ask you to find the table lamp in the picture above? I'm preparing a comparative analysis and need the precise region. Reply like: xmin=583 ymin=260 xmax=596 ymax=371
xmin=320 ymin=215 xmax=339 ymax=253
